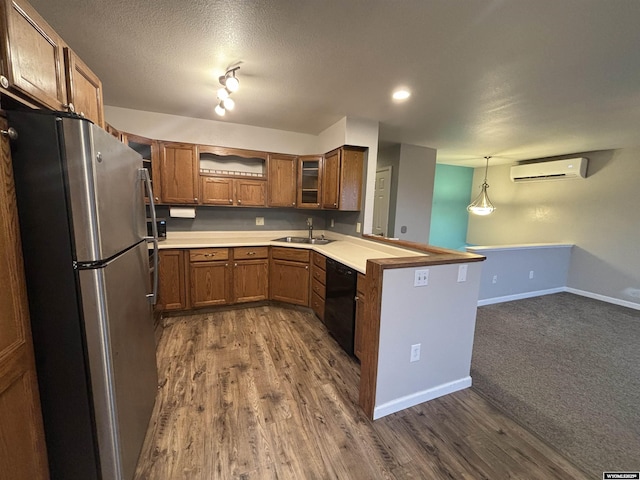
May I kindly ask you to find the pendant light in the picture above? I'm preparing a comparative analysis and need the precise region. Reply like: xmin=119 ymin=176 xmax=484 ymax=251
xmin=467 ymin=156 xmax=496 ymax=216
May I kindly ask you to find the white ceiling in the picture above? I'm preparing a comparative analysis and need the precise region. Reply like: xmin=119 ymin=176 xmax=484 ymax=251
xmin=29 ymin=0 xmax=640 ymax=166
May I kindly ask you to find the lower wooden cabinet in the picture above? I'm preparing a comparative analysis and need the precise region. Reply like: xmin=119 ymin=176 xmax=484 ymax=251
xmin=311 ymin=251 xmax=326 ymax=321
xmin=233 ymin=247 xmax=269 ymax=303
xmin=157 ymin=246 xmax=322 ymax=312
xmin=189 ymin=248 xmax=230 ymax=307
xmin=354 ymin=273 xmax=367 ymax=360
xmin=270 ymin=247 xmax=310 ymax=306
xmin=157 ymin=249 xmax=187 ymax=310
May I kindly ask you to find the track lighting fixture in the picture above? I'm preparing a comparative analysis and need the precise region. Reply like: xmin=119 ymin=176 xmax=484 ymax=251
xmin=216 ymin=67 xmax=240 ymax=116
xmin=467 ymin=156 xmax=496 ymax=216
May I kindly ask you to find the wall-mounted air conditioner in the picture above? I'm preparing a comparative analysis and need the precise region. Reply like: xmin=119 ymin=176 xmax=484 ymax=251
xmin=510 ymin=157 xmax=588 ymax=182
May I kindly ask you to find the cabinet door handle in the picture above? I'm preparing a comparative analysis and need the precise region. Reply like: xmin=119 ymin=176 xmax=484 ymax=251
xmin=305 ymin=266 xmax=309 ymax=270
xmin=333 ymin=202 xmax=337 ymax=207
xmin=0 ymin=127 xmax=18 ymax=140
xmin=0 ymin=75 xmax=9 ymax=88
xmin=229 ymin=199 xmax=233 ymax=203
xmin=238 ymin=199 xmax=242 ymax=204
xmin=154 ymin=197 xmax=159 ymax=202
xmin=247 ymin=251 xmax=255 ymax=256
xmin=62 ymin=102 xmax=75 ymax=113
xmin=205 ymin=253 xmax=216 ymax=257
xmin=234 ymin=263 xmax=238 ymax=267
xmin=194 ymin=197 xmax=198 ymax=201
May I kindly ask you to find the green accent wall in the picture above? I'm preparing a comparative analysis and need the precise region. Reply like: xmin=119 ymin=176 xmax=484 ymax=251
xmin=429 ymin=164 xmax=474 ymax=250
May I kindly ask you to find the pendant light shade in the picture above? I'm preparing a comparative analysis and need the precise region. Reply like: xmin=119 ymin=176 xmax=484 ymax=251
xmin=467 ymin=156 xmax=496 ymax=216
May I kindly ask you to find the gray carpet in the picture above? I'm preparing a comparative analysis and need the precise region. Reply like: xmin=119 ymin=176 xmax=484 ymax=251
xmin=471 ymin=292 xmax=640 ymax=476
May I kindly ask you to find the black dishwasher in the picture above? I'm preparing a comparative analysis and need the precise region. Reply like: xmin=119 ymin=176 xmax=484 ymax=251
xmin=325 ymin=258 xmax=358 ymax=356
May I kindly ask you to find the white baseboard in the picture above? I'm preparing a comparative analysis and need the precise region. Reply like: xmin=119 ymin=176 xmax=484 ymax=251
xmin=477 ymin=288 xmax=565 ymax=306
xmin=478 ymin=287 xmax=640 ymax=310
xmin=564 ymin=287 xmax=640 ymax=311
xmin=373 ymin=377 xmax=471 ymax=420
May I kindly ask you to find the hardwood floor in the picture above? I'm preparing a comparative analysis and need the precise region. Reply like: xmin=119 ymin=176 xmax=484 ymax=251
xmin=135 ymin=304 xmax=587 ymax=480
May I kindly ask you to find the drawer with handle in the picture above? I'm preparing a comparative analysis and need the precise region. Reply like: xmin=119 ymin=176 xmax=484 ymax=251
xmin=234 ymin=246 xmax=268 ymax=260
xmin=189 ymin=248 xmax=229 ymax=262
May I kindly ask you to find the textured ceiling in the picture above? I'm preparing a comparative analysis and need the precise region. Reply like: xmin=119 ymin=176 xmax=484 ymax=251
xmin=29 ymin=0 xmax=640 ymax=166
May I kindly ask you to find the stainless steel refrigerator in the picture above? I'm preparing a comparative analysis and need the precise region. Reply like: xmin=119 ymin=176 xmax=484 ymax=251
xmin=7 ymin=110 xmax=160 ymax=480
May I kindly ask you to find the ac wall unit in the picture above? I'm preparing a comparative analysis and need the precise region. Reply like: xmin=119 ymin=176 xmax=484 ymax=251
xmin=510 ymin=157 xmax=588 ymax=182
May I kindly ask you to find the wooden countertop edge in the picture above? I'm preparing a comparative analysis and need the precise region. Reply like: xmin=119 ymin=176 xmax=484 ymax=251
xmin=362 ymin=235 xmax=485 ymax=267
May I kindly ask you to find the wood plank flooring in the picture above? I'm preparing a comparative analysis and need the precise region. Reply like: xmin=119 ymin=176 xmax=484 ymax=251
xmin=134 ymin=304 xmax=588 ymax=480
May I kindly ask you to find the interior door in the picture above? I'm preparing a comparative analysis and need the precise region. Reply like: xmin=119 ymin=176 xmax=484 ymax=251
xmin=0 ymin=117 xmax=49 ymax=480
xmin=373 ymin=166 xmax=392 ymax=236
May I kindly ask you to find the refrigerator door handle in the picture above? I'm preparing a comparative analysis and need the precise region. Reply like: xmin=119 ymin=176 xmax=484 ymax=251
xmin=140 ymin=168 xmax=159 ymax=304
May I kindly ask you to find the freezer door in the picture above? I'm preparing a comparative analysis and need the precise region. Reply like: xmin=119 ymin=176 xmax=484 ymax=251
xmin=79 ymin=241 xmax=158 ymax=480
xmin=62 ymin=117 xmax=146 ymax=262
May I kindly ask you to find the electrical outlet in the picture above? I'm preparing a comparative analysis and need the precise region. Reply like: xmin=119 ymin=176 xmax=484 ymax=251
xmin=330 ymin=219 xmax=335 ymax=228
xmin=414 ymin=269 xmax=429 ymax=287
xmin=457 ymin=264 xmax=468 ymax=282
xmin=529 ymin=270 xmax=534 ymax=279
xmin=492 ymin=275 xmax=498 ymax=284
xmin=410 ymin=344 xmax=421 ymax=362
xmin=255 ymin=217 xmax=264 ymax=226
xmin=307 ymin=217 xmax=313 ymax=225
xmin=356 ymin=222 xmax=361 ymax=233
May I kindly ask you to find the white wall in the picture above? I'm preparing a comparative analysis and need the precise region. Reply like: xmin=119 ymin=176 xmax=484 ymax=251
xmin=105 ymin=106 xmax=319 ymax=154
xmin=374 ymin=262 xmax=482 ymax=419
xmin=467 ymin=148 xmax=640 ymax=308
xmin=394 ymin=144 xmax=437 ymax=243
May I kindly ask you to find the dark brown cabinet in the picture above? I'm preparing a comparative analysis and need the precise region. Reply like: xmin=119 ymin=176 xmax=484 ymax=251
xmin=125 ymin=133 xmax=161 ymax=203
xmin=189 ymin=248 xmax=231 ymax=308
xmin=200 ymin=176 xmax=266 ymax=206
xmin=157 ymin=249 xmax=187 ymax=311
xmin=0 ymin=0 xmax=67 ymax=111
xmin=354 ymin=273 xmax=367 ymax=360
xmin=0 ymin=115 xmax=49 ymax=480
xmin=268 ymin=154 xmax=297 ymax=207
xmin=311 ymin=251 xmax=326 ymax=321
xmin=159 ymin=142 xmax=199 ymax=204
xmin=232 ymin=247 xmax=269 ymax=303
xmin=297 ymin=155 xmax=323 ymax=208
xmin=322 ymin=146 xmax=365 ymax=211
xmin=63 ymin=47 xmax=104 ymax=128
xmin=270 ymin=247 xmax=310 ymax=306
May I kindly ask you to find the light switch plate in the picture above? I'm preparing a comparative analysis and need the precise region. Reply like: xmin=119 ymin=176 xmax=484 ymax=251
xmin=255 ymin=217 xmax=264 ymax=226
xmin=457 ymin=264 xmax=468 ymax=282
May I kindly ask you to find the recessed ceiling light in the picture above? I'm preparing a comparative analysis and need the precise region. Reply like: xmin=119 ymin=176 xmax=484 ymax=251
xmin=392 ymin=89 xmax=411 ymax=101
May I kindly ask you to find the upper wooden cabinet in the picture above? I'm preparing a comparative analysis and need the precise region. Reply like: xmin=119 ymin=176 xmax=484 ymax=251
xmin=125 ymin=133 xmax=161 ymax=203
xmin=297 ymin=155 xmax=323 ymax=209
xmin=63 ymin=47 xmax=104 ymax=127
xmin=322 ymin=149 xmax=340 ymax=209
xmin=0 ymin=0 xmax=104 ymax=125
xmin=200 ymin=176 xmax=266 ymax=206
xmin=322 ymin=146 xmax=365 ymax=211
xmin=0 ymin=0 xmax=67 ymax=110
xmin=268 ymin=153 xmax=297 ymax=207
xmin=159 ymin=142 xmax=199 ymax=204
xmin=198 ymin=145 xmax=267 ymax=207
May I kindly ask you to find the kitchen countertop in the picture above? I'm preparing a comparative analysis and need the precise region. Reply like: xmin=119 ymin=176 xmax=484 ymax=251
xmin=155 ymin=230 xmax=426 ymax=273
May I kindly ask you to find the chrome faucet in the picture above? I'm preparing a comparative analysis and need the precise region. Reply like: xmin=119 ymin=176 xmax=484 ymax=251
xmin=307 ymin=219 xmax=313 ymax=239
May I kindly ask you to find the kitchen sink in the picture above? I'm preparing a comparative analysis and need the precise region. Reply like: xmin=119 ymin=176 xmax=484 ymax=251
xmin=272 ymin=236 xmax=334 ymax=245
